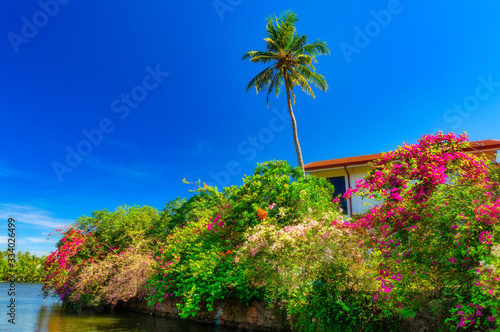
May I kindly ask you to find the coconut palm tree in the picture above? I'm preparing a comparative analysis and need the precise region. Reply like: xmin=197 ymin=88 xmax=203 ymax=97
xmin=243 ymin=11 xmax=330 ymax=175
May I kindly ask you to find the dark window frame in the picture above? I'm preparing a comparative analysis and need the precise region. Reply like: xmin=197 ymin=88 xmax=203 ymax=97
xmin=327 ymin=176 xmax=348 ymax=215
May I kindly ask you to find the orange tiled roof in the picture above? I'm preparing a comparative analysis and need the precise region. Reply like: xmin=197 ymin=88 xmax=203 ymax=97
xmin=463 ymin=139 xmax=500 ymax=153
xmin=305 ymin=139 xmax=500 ymax=172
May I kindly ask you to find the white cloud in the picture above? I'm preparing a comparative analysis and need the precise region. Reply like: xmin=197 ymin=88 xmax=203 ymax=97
xmin=25 ymin=237 xmax=54 ymax=243
xmin=27 ymin=250 xmax=53 ymax=257
xmin=0 ymin=236 xmax=56 ymax=245
xmin=0 ymin=204 xmax=73 ymax=229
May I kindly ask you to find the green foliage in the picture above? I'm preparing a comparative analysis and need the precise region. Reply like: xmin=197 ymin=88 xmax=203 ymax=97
xmin=229 ymin=160 xmax=337 ymax=232
xmin=76 ymin=205 xmax=160 ymax=250
xmin=42 ymin=142 xmax=500 ymax=331
xmin=146 ymin=215 xmax=261 ymax=318
xmin=0 ymin=250 xmax=46 ymax=283
xmin=288 ymin=278 xmax=400 ymax=332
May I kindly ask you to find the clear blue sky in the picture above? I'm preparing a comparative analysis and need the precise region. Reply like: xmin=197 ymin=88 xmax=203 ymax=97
xmin=1 ymin=0 xmax=499 ymax=255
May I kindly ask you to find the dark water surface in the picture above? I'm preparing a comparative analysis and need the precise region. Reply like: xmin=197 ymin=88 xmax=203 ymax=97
xmin=0 ymin=283 xmax=243 ymax=332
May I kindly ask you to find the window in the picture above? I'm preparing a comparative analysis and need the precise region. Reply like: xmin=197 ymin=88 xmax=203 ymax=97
xmin=327 ymin=176 xmax=348 ymax=214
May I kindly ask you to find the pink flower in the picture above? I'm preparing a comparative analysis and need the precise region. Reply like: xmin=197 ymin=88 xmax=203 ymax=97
xmin=207 ymin=225 xmax=212 ymax=231
xmin=269 ymin=203 xmax=276 ymax=210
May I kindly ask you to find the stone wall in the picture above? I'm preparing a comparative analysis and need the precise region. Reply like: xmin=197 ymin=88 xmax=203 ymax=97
xmin=114 ymin=296 xmax=472 ymax=331
xmin=116 ymin=297 xmax=287 ymax=331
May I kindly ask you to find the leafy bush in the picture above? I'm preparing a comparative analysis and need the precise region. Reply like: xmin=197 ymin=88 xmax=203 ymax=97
xmin=235 ymin=215 xmax=391 ymax=332
xmin=146 ymin=211 xmax=259 ymax=318
xmin=69 ymin=241 xmax=155 ymax=308
xmin=228 ymin=160 xmax=337 ymax=232
xmin=146 ymin=160 xmax=338 ymax=318
xmin=76 ymin=205 xmax=160 ymax=250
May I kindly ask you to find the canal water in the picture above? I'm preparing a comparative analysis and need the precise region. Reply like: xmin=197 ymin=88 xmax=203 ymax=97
xmin=0 ymin=283 xmax=244 ymax=332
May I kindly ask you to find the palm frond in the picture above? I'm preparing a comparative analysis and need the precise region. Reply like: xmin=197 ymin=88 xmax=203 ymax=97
xmin=242 ymin=51 xmax=258 ymax=61
xmin=295 ymin=54 xmax=314 ymax=66
xmin=290 ymin=35 xmax=308 ymax=53
xmin=243 ymin=50 xmax=278 ymax=64
xmin=290 ymin=69 xmax=315 ymax=98
xmin=296 ymin=65 xmax=328 ymax=92
xmin=299 ymin=40 xmax=330 ymax=57
xmin=245 ymin=65 xmax=275 ymax=93
xmin=265 ymin=17 xmax=279 ymax=41
xmin=277 ymin=24 xmax=296 ymax=50
xmin=280 ymin=11 xmax=299 ymax=26
xmin=266 ymin=69 xmax=285 ymax=107
xmin=254 ymin=70 xmax=274 ymax=92
xmin=264 ymin=38 xmax=281 ymax=54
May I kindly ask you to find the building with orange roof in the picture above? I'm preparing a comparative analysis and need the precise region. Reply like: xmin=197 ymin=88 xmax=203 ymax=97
xmin=305 ymin=139 xmax=500 ymax=216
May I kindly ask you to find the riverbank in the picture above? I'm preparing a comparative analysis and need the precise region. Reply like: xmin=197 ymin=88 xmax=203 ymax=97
xmin=109 ymin=296 xmax=447 ymax=332
xmin=115 ymin=297 xmax=284 ymax=331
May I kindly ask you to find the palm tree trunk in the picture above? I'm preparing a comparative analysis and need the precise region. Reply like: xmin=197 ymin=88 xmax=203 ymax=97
xmin=284 ymin=72 xmax=305 ymax=176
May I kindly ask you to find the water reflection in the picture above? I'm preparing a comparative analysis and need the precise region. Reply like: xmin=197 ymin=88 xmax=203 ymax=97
xmin=0 ymin=283 xmax=242 ymax=332
xmin=40 ymin=310 xmax=241 ymax=332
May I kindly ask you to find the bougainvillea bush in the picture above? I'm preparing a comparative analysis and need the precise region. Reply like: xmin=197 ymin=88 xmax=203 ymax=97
xmin=69 ymin=240 xmax=155 ymax=307
xmin=43 ymin=206 xmax=161 ymax=307
xmin=344 ymin=133 xmax=500 ymax=330
xmin=43 ymin=228 xmax=88 ymax=300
